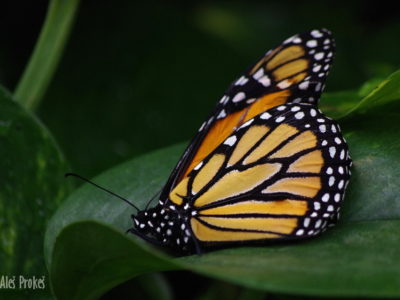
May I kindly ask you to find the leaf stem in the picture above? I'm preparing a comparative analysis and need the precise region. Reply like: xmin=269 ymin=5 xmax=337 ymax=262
xmin=14 ymin=0 xmax=80 ymax=111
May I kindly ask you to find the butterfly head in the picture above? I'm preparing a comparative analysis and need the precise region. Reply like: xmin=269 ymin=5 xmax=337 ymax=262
xmin=131 ymin=203 xmax=194 ymax=253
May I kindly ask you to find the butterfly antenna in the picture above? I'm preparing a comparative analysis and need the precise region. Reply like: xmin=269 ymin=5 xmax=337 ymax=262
xmin=65 ymin=173 xmax=140 ymax=212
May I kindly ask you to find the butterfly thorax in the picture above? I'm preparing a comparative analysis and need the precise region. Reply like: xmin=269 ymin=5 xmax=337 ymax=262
xmin=131 ymin=203 xmax=194 ymax=253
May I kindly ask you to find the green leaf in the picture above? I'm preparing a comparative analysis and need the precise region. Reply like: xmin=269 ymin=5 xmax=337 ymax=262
xmin=14 ymin=0 xmax=80 ymax=111
xmin=44 ymin=143 xmax=185 ymax=268
xmin=180 ymin=220 xmax=400 ymax=297
xmin=340 ymin=105 xmax=400 ymax=223
xmin=320 ymin=69 xmax=400 ymax=119
xmin=45 ymin=92 xmax=400 ymax=298
xmin=319 ymin=69 xmax=400 ymax=120
xmin=0 ymin=86 xmax=72 ymax=297
xmin=50 ymin=222 xmax=176 ymax=300
xmin=345 ymin=69 xmax=400 ymax=115
xmin=319 ymin=89 xmax=359 ymax=119
xmin=45 ymin=68 xmax=400 ymax=299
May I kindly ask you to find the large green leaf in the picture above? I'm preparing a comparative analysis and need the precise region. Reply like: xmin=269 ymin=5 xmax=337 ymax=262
xmin=339 ymin=106 xmax=400 ymax=223
xmin=319 ymin=89 xmax=359 ymax=119
xmin=0 ymin=86 xmax=72 ymax=297
xmin=320 ymin=70 xmax=400 ymax=119
xmin=344 ymin=70 xmax=400 ymax=116
xmin=181 ymin=220 xmax=400 ymax=297
xmin=44 ymin=144 xmax=183 ymax=299
xmin=45 ymin=74 xmax=400 ymax=299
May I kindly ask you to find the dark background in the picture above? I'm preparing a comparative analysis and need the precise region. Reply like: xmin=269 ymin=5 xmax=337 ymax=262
xmin=2 ymin=1 xmax=400 ymax=298
xmin=2 ymin=0 xmax=400 ymax=178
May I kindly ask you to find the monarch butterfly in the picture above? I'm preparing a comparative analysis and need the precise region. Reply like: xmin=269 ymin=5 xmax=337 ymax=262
xmin=128 ymin=29 xmax=352 ymax=254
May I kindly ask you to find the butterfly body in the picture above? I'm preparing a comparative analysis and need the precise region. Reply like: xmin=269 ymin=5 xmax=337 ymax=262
xmin=129 ymin=29 xmax=352 ymax=255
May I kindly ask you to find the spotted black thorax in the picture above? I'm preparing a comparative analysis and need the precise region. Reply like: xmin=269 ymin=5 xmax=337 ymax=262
xmin=128 ymin=201 xmax=198 ymax=254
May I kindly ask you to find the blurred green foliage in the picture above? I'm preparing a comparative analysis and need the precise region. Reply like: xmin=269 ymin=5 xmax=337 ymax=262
xmin=2 ymin=1 xmax=400 ymax=178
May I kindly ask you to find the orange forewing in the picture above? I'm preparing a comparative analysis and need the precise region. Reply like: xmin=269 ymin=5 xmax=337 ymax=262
xmin=182 ymin=90 xmax=290 ymax=178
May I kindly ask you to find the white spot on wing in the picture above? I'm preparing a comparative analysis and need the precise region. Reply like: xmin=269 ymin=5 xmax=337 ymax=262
xmin=322 ymin=193 xmax=330 ymax=202
xmin=277 ymin=79 xmax=291 ymax=89
xmin=219 ymin=95 xmax=228 ymax=104
xmin=194 ymin=161 xmax=203 ymax=170
xmin=334 ymin=193 xmax=341 ymax=202
xmin=338 ymin=180 xmax=344 ymax=189
xmin=340 ymin=149 xmax=345 ymax=160
xmin=313 ymin=65 xmax=321 ymax=72
xmin=224 ymin=135 xmax=237 ymax=146
xmin=198 ymin=122 xmax=206 ymax=132
xmin=232 ymin=92 xmax=246 ymax=103
xmin=329 ymin=176 xmax=335 ymax=186
xmin=240 ymin=118 xmax=254 ymax=128
xmin=291 ymin=106 xmax=300 ymax=112
xmin=315 ymin=220 xmax=322 ymax=228
xmin=217 ymin=109 xmax=227 ymax=119
xmin=253 ymin=68 xmax=264 ymax=80
xmin=293 ymin=37 xmax=302 ymax=43
xmin=299 ymin=81 xmax=309 ymax=90
xmin=260 ymin=112 xmax=272 ymax=119
xmin=295 ymin=112 xmax=305 ymax=119
xmin=283 ymin=36 xmax=295 ymax=44
xmin=258 ymin=75 xmax=271 ymax=87
xmin=314 ymin=52 xmax=325 ymax=60
xmin=310 ymin=109 xmax=317 ymax=117
xmin=235 ymin=76 xmax=249 ymax=86
xmin=306 ymin=40 xmax=318 ymax=48
xmin=329 ymin=146 xmax=336 ymax=158
xmin=311 ymin=30 xmax=323 ymax=38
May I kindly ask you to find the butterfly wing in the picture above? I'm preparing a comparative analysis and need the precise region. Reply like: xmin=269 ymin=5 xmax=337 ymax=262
xmin=168 ymin=102 xmax=351 ymax=245
xmin=221 ymin=28 xmax=335 ymax=109
xmin=160 ymin=29 xmax=335 ymax=200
